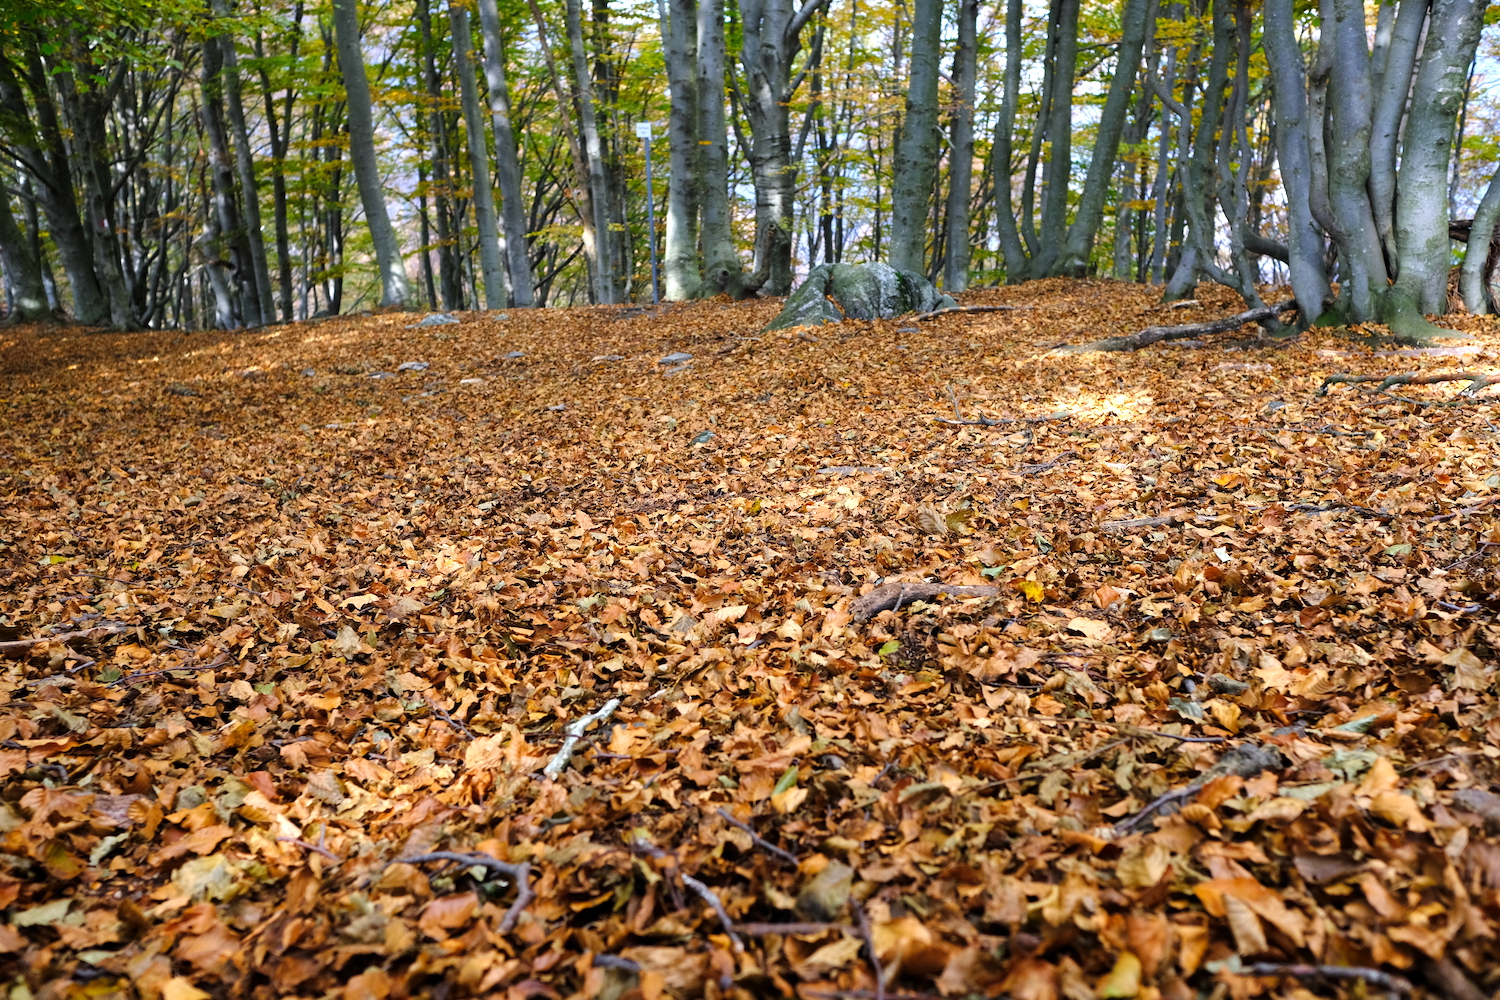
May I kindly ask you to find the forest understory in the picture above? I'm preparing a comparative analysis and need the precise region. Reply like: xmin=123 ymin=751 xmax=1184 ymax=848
xmin=5 ymin=279 xmax=1500 ymax=1000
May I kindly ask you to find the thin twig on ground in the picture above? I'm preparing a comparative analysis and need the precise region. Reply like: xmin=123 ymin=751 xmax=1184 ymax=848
xmin=681 ymin=874 xmax=744 ymax=952
xmin=935 ymin=409 xmax=1071 ymax=428
xmin=0 ymin=622 xmax=132 ymax=659
xmin=543 ymin=698 xmax=621 ymax=779
xmin=716 ymin=808 xmax=799 ymax=867
xmin=1017 ymin=450 xmax=1078 ymax=475
xmin=423 ymin=694 xmax=474 ymax=740
xmin=1318 ymin=370 xmax=1500 ymax=401
xmin=395 ymin=851 xmax=535 ymax=932
xmin=737 ymin=922 xmax=854 ymax=936
xmin=1242 ymin=963 xmax=1412 ymax=995
xmin=276 ymin=837 xmax=343 ymax=862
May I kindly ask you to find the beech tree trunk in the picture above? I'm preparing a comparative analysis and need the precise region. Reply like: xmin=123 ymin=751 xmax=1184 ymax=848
xmin=476 ymin=0 xmax=534 ymax=306
xmin=941 ymin=0 xmax=977 ymax=293
xmin=696 ymin=0 xmax=740 ymax=295
xmin=662 ymin=0 xmax=699 ymax=300
xmin=565 ymin=0 xmax=615 ymax=304
xmin=449 ymin=4 xmax=507 ymax=310
xmin=210 ymin=0 xmax=276 ymax=326
xmin=887 ymin=0 xmax=941 ymax=275
xmin=1031 ymin=0 xmax=1079 ymax=276
xmin=0 ymin=185 xmax=48 ymax=322
xmin=331 ymin=0 xmax=414 ymax=308
xmin=1054 ymin=0 xmax=1153 ymax=277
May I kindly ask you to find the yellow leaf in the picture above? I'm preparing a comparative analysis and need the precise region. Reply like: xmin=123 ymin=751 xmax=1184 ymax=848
xmin=1067 ymin=617 xmax=1111 ymax=641
xmin=1018 ymin=580 xmax=1045 ymax=603
xmin=1207 ymin=699 xmax=1241 ymax=733
xmin=161 ymin=978 xmax=212 ymax=1000
xmin=1223 ymin=894 xmax=1267 ymax=955
xmin=1369 ymin=791 xmax=1431 ymax=832
xmin=1097 ymin=951 xmax=1141 ymax=998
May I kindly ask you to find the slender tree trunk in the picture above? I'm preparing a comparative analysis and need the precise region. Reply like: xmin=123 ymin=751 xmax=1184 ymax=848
xmin=1390 ymin=0 xmax=1487 ymax=314
xmin=696 ymin=0 xmax=740 ymax=294
xmin=0 ymin=55 xmax=106 ymax=323
xmin=255 ymin=6 xmax=301 ymax=323
xmin=663 ymin=0 xmax=700 ymax=299
xmin=331 ymin=0 xmax=413 ymax=307
xmin=476 ymin=0 xmax=534 ymax=306
xmin=1460 ymin=173 xmax=1500 ymax=314
xmin=940 ymin=0 xmax=976 ymax=291
xmin=201 ymin=33 xmax=257 ymax=326
xmin=1032 ymin=0 xmax=1079 ymax=276
xmin=887 ymin=0 xmax=941 ymax=274
xmin=449 ymin=4 xmax=506 ymax=309
xmin=739 ymin=0 xmax=827 ymax=296
xmin=0 ymin=183 xmax=48 ymax=322
xmin=566 ymin=0 xmax=614 ymax=303
xmin=1055 ymin=0 xmax=1154 ymax=276
xmin=1368 ymin=0 xmax=1427 ymax=264
xmin=993 ymin=0 xmax=1028 ymax=282
xmin=1264 ymin=0 xmax=1331 ymax=321
xmin=210 ymin=0 xmax=276 ymax=324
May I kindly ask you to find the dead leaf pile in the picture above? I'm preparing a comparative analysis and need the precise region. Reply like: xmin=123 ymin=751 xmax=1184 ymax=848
xmin=2 ymin=279 xmax=1500 ymax=999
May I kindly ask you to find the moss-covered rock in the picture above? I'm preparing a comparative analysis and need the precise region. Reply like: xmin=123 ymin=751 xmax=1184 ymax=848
xmin=765 ymin=262 xmax=956 ymax=330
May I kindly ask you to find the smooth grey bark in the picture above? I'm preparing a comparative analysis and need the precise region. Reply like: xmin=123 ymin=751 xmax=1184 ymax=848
xmin=1031 ymin=0 xmax=1079 ymax=276
xmin=254 ymin=10 xmax=302 ymax=323
xmin=476 ymin=0 xmax=534 ymax=306
xmin=1264 ymin=0 xmax=1331 ymax=321
xmin=1390 ymin=0 xmax=1487 ymax=314
xmin=740 ymin=0 xmax=828 ymax=295
xmin=449 ymin=4 xmax=507 ymax=310
xmin=0 ymin=186 xmax=48 ymax=321
xmin=662 ymin=0 xmax=699 ymax=299
xmin=202 ymin=32 xmax=261 ymax=327
xmin=992 ymin=0 xmax=1028 ymax=282
xmin=210 ymin=0 xmax=276 ymax=325
xmin=1148 ymin=47 xmax=1177 ymax=283
xmin=1163 ymin=0 xmax=1231 ymax=299
xmin=0 ymin=53 xmax=106 ymax=324
xmin=525 ymin=0 xmax=598 ymax=303
xmin=887 ymin=0 xmax=942 ymax=274
xmin=416 ymin=0 xmax=462 ymax=310
xmin=1054 ymin=0 xmax=1153 ymax=277
xmin=1460 ymin=174 xmax=1500 ymax=314
xmin=331 ymin=0 xmax=414 ymax=308
xmin=1368 ymin=0 xmax=1427 ymax=263
xmin=565 ymin=0 xmax=614 ymax=304
xmin=696 ymin=0 xmax=740 ymax=295
xmin=941 ymin=0 xmax=978 ymax=293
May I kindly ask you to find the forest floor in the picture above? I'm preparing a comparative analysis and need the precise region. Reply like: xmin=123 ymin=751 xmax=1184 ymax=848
xmin=4 ymin=278 xmax=1500 ymax=1000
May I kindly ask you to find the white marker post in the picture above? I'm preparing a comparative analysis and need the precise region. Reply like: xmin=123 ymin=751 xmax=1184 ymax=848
xmin=636 ymin=121 xmax=660 ymax=305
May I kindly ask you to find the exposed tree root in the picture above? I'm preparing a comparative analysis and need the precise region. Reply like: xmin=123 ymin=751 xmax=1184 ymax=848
xmin=1055 ymin=299 xmax=1298 ymax=353
xmin=911 ymin=304 xmax=1030 ymax=321
xmin=1317 ymin=370 xmax=1500 ymax=404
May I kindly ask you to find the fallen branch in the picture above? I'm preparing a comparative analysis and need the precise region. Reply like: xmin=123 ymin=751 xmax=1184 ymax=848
xmin=395 ymin=851 xmax=534 ymax=932
xmin=1243 ymin=963 xmax=1412 ymax=996
xmin=1100 ymin=514 xmax=1183 ymax=530
xmin=1056 ymin=298 xmax=1298 ymax=353
xmin=542 ymin=698 xmax=621 ymax=779
xmin=1114 ymin=743 xmax=1283 ymax=834
xmin=851 ymin=583 xmax=1002 ymax=622
xmin=1318 ymin=370 xmax=1500 ymax=399
xmin=1432 ymin=495 xmax=1500 ymax=522
xmin=0 ymin=622 xmax=132 ymax=659
xmin=911 ymin=304 xmax=1029 ymax=321
xmin=1017 ymin=450 xmax=1078 ymax=475
xmin=738 ymin=922 xmax=854 ymax=936
xmin=681 ymin=874 xmax=744 ymax=952
xmin=935 ymin=408 xmax=1071 ymax=428
xmin=716 ymin=808 xmax=799 ymax=867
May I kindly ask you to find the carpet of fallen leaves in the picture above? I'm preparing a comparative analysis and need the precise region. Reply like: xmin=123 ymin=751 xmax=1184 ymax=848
xmin=4 ymin=278 xmax=1500 ymax=1000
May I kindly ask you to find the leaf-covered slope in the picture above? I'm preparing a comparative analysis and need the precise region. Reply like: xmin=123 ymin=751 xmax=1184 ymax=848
xmin=2 ymin=280 xmax=1500 ymax=1000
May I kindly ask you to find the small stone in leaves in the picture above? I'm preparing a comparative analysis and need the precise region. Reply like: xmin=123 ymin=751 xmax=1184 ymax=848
xmin=301 ymin=368 xmax=316 ymax=377
xmin=502 ymin=351 xmax=525 ymax=359
xmin=1147 ymin=627 xmax=1173 ymax=643
xmin=369 ymin=372 xmax=397 ymax=379
xmin=397 ymin=361 xmax=429 ymax=372
xmin=659 ymin=352 xmax=693 ymax=364
xmin=547 ymin=403 xmax=566 ymax=411
xmin=690 ymin=430 xmax=715 ymax=445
